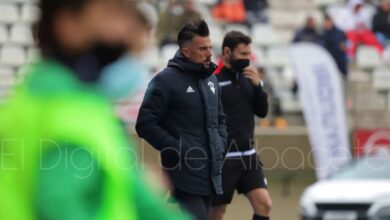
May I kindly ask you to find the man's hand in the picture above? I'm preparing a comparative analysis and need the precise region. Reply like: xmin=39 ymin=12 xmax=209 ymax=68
xmin=243 ymin=66 xmax=261 ymax=86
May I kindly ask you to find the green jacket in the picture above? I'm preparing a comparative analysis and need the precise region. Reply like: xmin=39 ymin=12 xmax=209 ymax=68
xmin=0 ymin=59 xmax=192 ymax=220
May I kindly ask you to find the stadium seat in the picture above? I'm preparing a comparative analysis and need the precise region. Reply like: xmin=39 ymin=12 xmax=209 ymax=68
xmin=277 ymin=29 xmax=294 ymax=45
xmin=27 ymin=47 xmax=39 ymax=62
xmin=372 ymin=67 xmax=390 ymax=92
xmin=0 ymin=24 xmax=8 ymax=43
xmin=269 ymin=9 xmax=322 ymax=29
xmin=314 ymin=0 xmax=343 ymax=7
xmin=21 ymin=4 xmax=39 ymax=23
xmin=208 ymin=23 xmax=224 ymax=47
xmin=0 ymin=3 xmax=19 ymax=23
xmin=356 ymin=46 xmax=382 ymax=70
xmin=0 ymin=45 xmax=26 ymax=66
xmin=269 ymin=0 xmax=314 ymax=10
xmin=195 ymin=3 xmax=212 ymax=21
xmin=196 ymin=0 xmax=218 ymax=6
xmin=10 ymin=23 xmax=34 ymax=45
xmin=251 ymin=47 xmax=266 ymax=67
xmin=224 ymin=24 xmax=250 ymax=35
xmin=0 ymin=66 xmax=13 ymax=78
xmin=2 ymin=0 xmax=37 ymax=3
xmin=348 ymin=71 xmax=370 ymax=83
xmin=140 ymin=46 xmax=159 ymax=70
xmin=266 ymin=68 xmax=293 ymax=93
xmin=265 ymin=68 xmax=282 ymax=90
xmin=266 ymin=46 xmax=292 ymax=68
xmin=251 ymin=24 xmax=282 ymax=47
xmin=326 ymin=4 xmax=344 ymax=22
xmin=0 ymin=67 xmax=15 ymax=88
xmin=160 ymin=44 xmax=179 ymax=67
xmin=268 ymin=9 xmax=303 ymax=29
xmin=280 ymin=92 xmax=302 ymax=113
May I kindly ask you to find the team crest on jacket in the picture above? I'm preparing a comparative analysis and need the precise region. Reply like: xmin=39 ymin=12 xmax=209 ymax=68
xmin=208 ymin=81 xmax=215 ymax=94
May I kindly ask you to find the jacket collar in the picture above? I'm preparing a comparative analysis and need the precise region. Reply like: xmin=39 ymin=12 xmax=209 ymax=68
xmin=221 ymin=66 xmax=239 ymax=81
xmin=168 ymin=50 xmax=217 ymax=79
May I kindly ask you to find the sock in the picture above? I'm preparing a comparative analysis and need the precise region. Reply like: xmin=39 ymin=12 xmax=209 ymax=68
xmin=252 ymin=214 xmax=269 ymax=220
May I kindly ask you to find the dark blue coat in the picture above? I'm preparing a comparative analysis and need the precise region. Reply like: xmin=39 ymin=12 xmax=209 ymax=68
xmin=323 ymin=27 xmax=348 ymax=76
xmin=136 ymin=50 xmax=227 ymax=195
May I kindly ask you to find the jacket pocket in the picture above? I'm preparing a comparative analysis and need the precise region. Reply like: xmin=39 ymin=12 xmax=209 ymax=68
xmin=160 ymin=132 xmax=180 ymax=170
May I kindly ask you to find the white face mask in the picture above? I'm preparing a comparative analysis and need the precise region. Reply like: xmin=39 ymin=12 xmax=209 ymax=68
xmin=97 ymin=55 xmax=148 ymax=100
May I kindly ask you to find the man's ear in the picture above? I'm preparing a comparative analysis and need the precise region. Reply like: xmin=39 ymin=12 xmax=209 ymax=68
xmin=222 ymin=47 xmax=231 ymax=58
xmin=181 ymin=47 xmax=190 ymax=58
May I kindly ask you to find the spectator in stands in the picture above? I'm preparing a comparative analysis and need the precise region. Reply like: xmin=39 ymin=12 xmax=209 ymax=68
xmin=292 ymin=16 xmax=322 ymax=96
xmin=373 ymin=0 xmax=390 ymax=46
xmin=157 ymin=0 xmax=201 ymax=47
xmin=293 ymin=16 xmax=323 ymax=44
xmin=212 ymin=0 xmax=246 ymax=24
xmin=323 ymin=14 xmax=349 ymax=77
xmin=335 ymin=0 xmax=384 ymax=57
xmin=243 ymin=0 xmax=268 ymax=25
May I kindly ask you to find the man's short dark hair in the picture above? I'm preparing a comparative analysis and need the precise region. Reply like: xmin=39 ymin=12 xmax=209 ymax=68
xmin=178 ymin=19 xmax=209 ymax=48
xmin=222 ymin=31 xmax=251 ymax=52
xmin=35 ymin=0 xmax=94 ymax=56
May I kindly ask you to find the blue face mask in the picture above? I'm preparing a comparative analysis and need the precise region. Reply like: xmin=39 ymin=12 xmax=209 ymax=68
xmin=97 ymin=55 xmax=148 ymax=100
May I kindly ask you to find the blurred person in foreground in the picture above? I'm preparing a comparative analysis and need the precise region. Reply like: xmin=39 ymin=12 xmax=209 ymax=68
xmin=209 ymin=31 xmax=271 ymax=220
xmin=322 ymin=14 xmax=349 ymax=78
xmin=0 ymin=0 xmax=192 ymax=220
xmin=136 ymin=20 xmax=227 ymax=220
xmin=372 ymin=0 xmax=390 ymax=46
xmin=156 ymin=0 xmax=201 ymax=47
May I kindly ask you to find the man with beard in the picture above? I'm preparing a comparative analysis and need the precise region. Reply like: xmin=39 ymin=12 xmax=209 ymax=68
xmin=136 ymin=20 xmax=227 ymax=220
xmin=209 ymin=31 xmax=271 ymax=220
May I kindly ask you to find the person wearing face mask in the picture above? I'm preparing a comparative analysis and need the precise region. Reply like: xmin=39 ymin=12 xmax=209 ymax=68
xmin=0 ymin=0 xmax=192 ymax=220
xmin=209 ymin=31 xmax=271 ymax=220
xmin=136 ymin=20 xmax=227 ymax=220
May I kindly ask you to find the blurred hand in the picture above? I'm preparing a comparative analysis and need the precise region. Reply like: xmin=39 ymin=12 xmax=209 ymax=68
xmin=243 ymin=66 xmax=261 ymax=86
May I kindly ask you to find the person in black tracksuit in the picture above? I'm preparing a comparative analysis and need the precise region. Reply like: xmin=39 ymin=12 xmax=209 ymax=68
xmin=136 ymin=20 xmax=227 ymax=220
xmin=209 ymin=31 xmax=272 ymax=220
